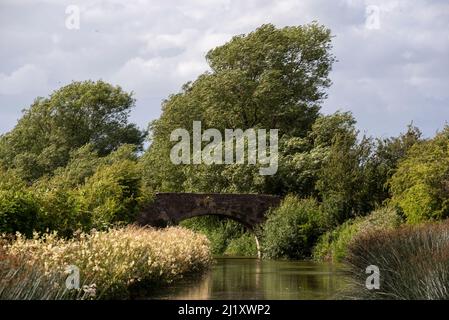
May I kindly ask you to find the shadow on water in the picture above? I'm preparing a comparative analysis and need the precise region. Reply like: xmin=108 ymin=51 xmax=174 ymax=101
xmin=141 ymin=257 xmax=350 ymax=300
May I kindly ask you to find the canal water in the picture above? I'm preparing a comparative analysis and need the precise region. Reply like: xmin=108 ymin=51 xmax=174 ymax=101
xmin=147 ymin=257 xmax=349 ymax=300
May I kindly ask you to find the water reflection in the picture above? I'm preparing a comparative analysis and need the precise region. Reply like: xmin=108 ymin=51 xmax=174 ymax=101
xmin=146 ymin=257 xmax=349 ymax=300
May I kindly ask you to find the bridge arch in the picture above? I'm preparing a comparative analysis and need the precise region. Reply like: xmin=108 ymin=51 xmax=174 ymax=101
xmin=137 ymin=193 xmax=281 ymax=230
xmin=137 ymin=193 xmax=281 ymax=258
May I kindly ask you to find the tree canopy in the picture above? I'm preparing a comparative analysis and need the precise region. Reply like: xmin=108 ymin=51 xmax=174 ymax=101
xmin=142 ymin=23 xmax=336 ymax=193
xmin=0 ymin=80 xmax=145 ymax=182
xmin=390 ymin=127 xmax=449 ymax=223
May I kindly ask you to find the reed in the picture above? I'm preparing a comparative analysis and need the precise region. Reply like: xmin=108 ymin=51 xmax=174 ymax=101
xmin=344 ymin=220 xmax=449 ymax=299
xmin=1 ymin=226 xmax=212 ymax=299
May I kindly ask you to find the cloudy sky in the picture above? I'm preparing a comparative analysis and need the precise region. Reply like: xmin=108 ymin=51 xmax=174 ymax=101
xmin=1 ymin=0 xmax=448 ymax=138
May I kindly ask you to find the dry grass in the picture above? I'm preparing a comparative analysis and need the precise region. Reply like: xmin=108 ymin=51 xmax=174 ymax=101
xmin=1 ymin=226 xmax=212 ymax=299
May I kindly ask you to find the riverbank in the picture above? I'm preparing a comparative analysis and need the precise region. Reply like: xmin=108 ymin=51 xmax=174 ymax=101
xmin=0 ymin=226 xmax=212 ymax=299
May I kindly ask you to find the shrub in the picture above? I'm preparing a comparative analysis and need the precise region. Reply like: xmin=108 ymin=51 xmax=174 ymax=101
xmin=312 ymin=220 xmax=358 ymax=262
xmin=76 ymin=159 xmax=142 ymax=229
xmin=0 ymin=144 xmax=149 ymax=237
xmin=261 ymin=196 xmax=324 ymax=259
xmin=0 ymin=190 xmax=39 ymax=237
xmin=224 ymin=233 xmax=258 ymax=256
xmin=180 ymin=216 xmax=248 ymax=255
xmin=313 ymin=207 xmax=402 ymax=262
xmin=34 ymin=187 xmax=89 ymax=237
xmin=345 ymin=220 xmax=449 ymax=299
xmin=389 ymin=127 xmax=449 ymax=223
xmin=0 ymin=169 xmax=39 ymax=236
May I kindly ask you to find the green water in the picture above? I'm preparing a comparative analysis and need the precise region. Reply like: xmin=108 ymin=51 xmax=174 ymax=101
xmin=147 ymin=257 xmax=349 ymax=300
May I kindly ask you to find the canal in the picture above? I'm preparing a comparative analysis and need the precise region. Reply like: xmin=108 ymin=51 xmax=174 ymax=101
xmin=146 ymin=257 xmax=349 ymax=300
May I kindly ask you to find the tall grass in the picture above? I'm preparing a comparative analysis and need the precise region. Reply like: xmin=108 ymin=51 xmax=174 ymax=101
xmin=1 ymin=226 xmax=212 ymax=299
xmin=0 ymin=240 xmax=97 ymax=300
xmin=344 ymin=220 xmax=449 ymax=299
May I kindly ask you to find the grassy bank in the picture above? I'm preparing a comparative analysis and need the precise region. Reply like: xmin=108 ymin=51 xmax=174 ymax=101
xmin=344 ymin=220 xmax=449 ymax=299
xmin=312 ymin=207 xmax=403 ymax=262
xmin=0 ymin=226 xmax=212 ymax=299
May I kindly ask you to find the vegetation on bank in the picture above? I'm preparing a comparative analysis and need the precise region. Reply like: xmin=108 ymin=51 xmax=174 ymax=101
xmin=180 ymin=216 xmax=258 ymax=256
xmin=262 ymin=196 xmax=324 ymax=260
xmin=0 ymin=21 xmax=448 ymax=300
xmin=312 ymin=207 xmax=402 ymax=262
xmin=0 ymin=144 xmax=150 ymax=237
xmin=1 ymin=226 xmax=212 ymax=299
xmin=345 ymin=220 xmax=449 ymax=299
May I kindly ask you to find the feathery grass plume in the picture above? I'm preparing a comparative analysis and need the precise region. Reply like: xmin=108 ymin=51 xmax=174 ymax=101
xmin=1 ymin=226 xmax=212 ymax=299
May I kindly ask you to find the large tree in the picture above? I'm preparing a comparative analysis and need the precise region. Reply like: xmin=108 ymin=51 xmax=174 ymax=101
xmin=142 ymin=23 xmax=335 ymax=192
xmin=0 ymin=80 xmax=145 ymax=181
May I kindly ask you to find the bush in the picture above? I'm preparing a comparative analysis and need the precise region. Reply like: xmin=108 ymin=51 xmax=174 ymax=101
xmin=0 ymin=190 xmax=39 ymax=237
xmin=0 ymin=145 xmax=150 ymax=237
xmin=312 ymin=220 xmax=358 ymax=262
xmin=389 ymin=127 xmax=449 ymax=223
xmin=0 ymin=169 xmax=39 ymax=236
xmin=313 ymin=207 xmax=402 ymax=262
xmin=261 ymin=196 xmax=324 ymax=259
xmin=345 ymin=219 xmax=449 ymax=299
xmin=76 ymin=159 xmax=142 ymax=230
xmin=180 ymin=216 xmax=246 ymax=255
xmin=34 ymin=188 xmax=89 ymax=237
xmin=224 ymin=232 xmax=258 ymax=256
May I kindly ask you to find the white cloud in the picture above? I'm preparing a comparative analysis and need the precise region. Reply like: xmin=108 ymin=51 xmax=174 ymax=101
xmin=0 ymin=0 xmax=448 ymax=137
xmin=0 ymin=64 xmax=48 ymax=95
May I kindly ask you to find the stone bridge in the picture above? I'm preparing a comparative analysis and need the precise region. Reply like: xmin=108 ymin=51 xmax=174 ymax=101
xmin=137 ymin=193 xmax=282 ymax=230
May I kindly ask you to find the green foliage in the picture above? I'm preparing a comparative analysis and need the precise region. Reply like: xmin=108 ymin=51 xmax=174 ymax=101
xmin=309 ymin=111 xmax=357 ymax=148
xmin=224 ymin=233 xmax=258 ymax=256
xmin=261 ymin=196 xmax=324 ymax=259
xmin=0 ymin=169 xmax=39 ymax=236
xmin=312 ymin=220 xmax=358 ymax=263
xmin=76 ymin=150 xmax=143 ymax=230
xmin=269 ymin=111 xmax=360 ymax=195
xmin=0 ymin=190 xmax=39 ymax=237
xmin=389 ymin=127 xmax=449 ymax=223
xmin=181 ymin=215 xmax=257 ymax=257
xmin=47 ymin=144 xmax=102 ymax=189
xmin=314 ymin=121 xmax=421 ymax=227
xmin=313 ymin=207 xmax=402 ymax=262
xmin=316 ymin=128 xmax=375 ymax=224
xmin=182 ymin=163 xmax=267 ymax=194
xmin=0 ymin=80 xmax=145 ymax=182
xmin=142 ymin=23 xmax=335 ymax=193
xmin=372 ymin=124 xmax=422 ymax=199
xmin=205 ymin=23 xmax=334 ymax=134
xmin=180 ymin=216 xmax=248 ymax=255
xmin=0 ymin=143 xmax=146 ymax=237
xmin=34 ymin=187 xmax=86 ymax=237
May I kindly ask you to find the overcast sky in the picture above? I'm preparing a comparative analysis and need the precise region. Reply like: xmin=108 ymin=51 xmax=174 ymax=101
xmin=1 ymin=0 xmax=448 ymax=138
